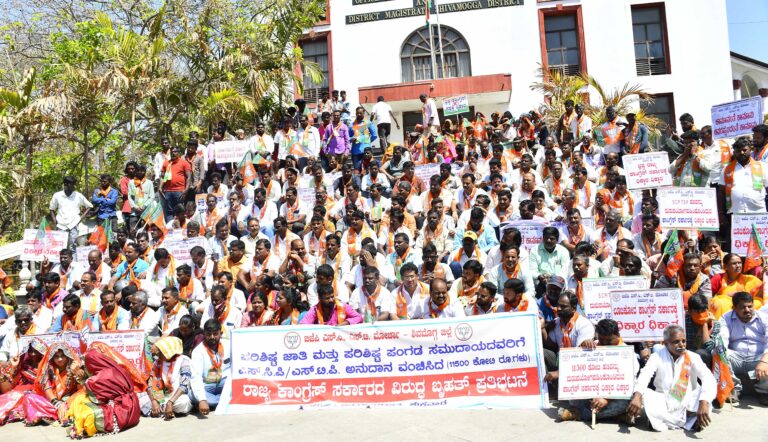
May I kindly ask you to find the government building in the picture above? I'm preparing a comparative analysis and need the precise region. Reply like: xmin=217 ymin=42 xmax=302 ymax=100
xmin=297 ymin=0 xmax=735 ymax=143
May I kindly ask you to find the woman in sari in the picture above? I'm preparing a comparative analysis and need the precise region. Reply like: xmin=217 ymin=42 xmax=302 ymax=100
xmin=138 ymin=336 xmax=193 ymax=419
xmin=34 ymin=342 xmax=82 ymax=423
xmin=0 ymin=338 xmax=57 ymax=425
xmin=710 ymin=253 xmax=763 ymax=319
xmin=271 ymin=288 xmax=308 ymax=326
xmin=66 ymin=341 xmax=145 ymax=437
xmin=241 ymin=291 xmax=273 ymax=327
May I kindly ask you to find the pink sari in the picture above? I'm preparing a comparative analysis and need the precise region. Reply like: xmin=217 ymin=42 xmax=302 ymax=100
xmin=0 ymin=338 xmax=57 ymax=425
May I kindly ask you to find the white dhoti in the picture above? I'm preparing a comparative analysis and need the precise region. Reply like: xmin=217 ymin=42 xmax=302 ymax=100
xmin=642 ymin=388 xmax=707 ymax=431
xmin=138 ymin=391 xmax=193 ymax=416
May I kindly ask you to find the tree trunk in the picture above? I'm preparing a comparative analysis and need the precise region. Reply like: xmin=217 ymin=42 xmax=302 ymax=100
xmin=23 ymin=133 xmax=31 ymax=227
xmin=83 ymin=126 xmax=90 ymax=195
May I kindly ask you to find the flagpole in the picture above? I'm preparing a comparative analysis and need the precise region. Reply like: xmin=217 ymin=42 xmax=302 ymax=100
xmin=434 ymin=0 xmax=447 ymax=78
xmin=428 ymin=21 xmax=437 ymax=81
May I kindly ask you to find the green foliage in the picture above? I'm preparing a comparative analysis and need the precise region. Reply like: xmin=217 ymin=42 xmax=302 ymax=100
xmin=0 ymin=0 xmax=325 ymax=240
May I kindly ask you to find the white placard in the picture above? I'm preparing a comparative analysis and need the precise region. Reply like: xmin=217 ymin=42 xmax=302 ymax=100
xmin=622 ymin=152 xmax=673 ymax=190
xmin=657 ymin=187 xmax=719 ymax=230
xmin=581 ymin=276 xmax=649 ymax=324
xmin=558 ymin=346 xmax=636 ymax=400
xmin=76 ymin=245 xmax=99 ymax=266
xmin=214 ymin=140 xmax=250 ymax=164
xmin=20 ymin=229 xmax=69 ymax=262
xmin=711 ymin=96 xmax=763 ymax=140
xmin=414 ymin=164 xmax=440 ymax=185
xmin=730 ymin=213 xmax=768 ymax=255
xmin=610 ymin=288 xmax=685 ymax=342
xmin=161 ymin=236 xmax=208 ymax=265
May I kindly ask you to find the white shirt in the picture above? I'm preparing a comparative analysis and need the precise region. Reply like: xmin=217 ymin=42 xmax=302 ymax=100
xmin=153 ymin=304 xmax=190 ymax=336
xmin=255 ymin=180 xmax=283 ymax=203
xmin=240 ymin=232 xmax=270 ymax=260
xmin=297 ymin=126 xmax=322 ymax=157
xmin=201 ymin=303 xmax=242 ymax=329
xmin=698 ymin=140 xmax=730 ymax=185
xmin=720 ymin=160 xmax=768 ymax=214
xmin=485 ymin=264 xmax=536 ymax=300
xmin=307 ymin=282 xmax=350 ymax=307
xmin=51 ymin=262 xmax=86 ymax=291
xmin=550 ymin=314 xmax=595 ymax=348
xmin=251 ymin=200 xmax=279 ymax=226
xmin=49 ymin=191 xmax=92 ymax=230
xmin=248 ymin=133 xmax=275 ymax=154
xmin=349 ymin=285 xmax=396 ymax=320
xmin=634 ymin=347 xmax=716 ymax=405
xmin=409 ymin=297 xmax=466 ymax=319
xmin=422 ymin=98 xmax=440 ymax=127
xmin=190 ymin=340 xmax=232 ymax=401
xmin=595 ymin=226 xmax=633 ymax=258
xmin=241 ymin=253 xmax=282 ymax=277
xmin=371 ymin=101 xmax=394 ymax=125
xmin=569 ymin=115 xmax=593 ymax=139
xmin=130 ymin=307 xmax=160 ymax=337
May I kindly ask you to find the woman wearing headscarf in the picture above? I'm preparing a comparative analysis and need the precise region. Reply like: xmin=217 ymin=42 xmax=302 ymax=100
xmin=138 ymin=336 xmax=192 ymax=419
xmin=34 ymin=342 xmax=83 ymax=423
xmin=0 ymin=338 xmax=57 ymax=425
xmin=66 ymin=341 xmax=145 ymax=437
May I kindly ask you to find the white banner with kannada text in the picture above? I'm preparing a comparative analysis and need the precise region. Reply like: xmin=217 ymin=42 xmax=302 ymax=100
xmin=581 ymin=276 xmax=648 ymax=324
xmin=558 ymin=346 xmax=636 ymax=400
xmin=622 ymin=152 xmax=672 ymax=190
xmin=217 ymin=313 xmax=548 ymax=413
xmin=161 ymin=236 xmax=208 ymax=265
xmin=711 ymin=96 xmax=763 ymax=140
xmin=214 ymin=140 xmax=250 ymax=164
xmin=657 ymin=187 xmax=718 ymax=230
xmin=21 ymin=229 xmax=69 ymax=262
xmin=730 ymin=213 xmax=768 ymax=255
xmin=414 ymin=164 xmax=440 ymax=185
xmin=610 ymin=289 xmax=685 ymax=342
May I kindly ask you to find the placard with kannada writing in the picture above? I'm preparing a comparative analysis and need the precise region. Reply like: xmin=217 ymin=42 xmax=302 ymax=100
xmin=414 ymin=164 xmax=440 ymax=185
xmin=503 ymin=220 xmax=548 ymax=252
xmin=711 ymin=96 xmax=763 ymax=140
xmin=610 ymin=288 xmax=685 ymax=342
xmin=622 ymin=152 xmax=672 ymax=190
xmin=213 ymin=140 xmax=250 ymax=164
xmin=76 ymin=245 xmax=98 ymax=266
xmin=657 ymin=187 xmax=719 ymax=230
xmin=581 ymin=276 xmax=648 ymax=324
xmin=730 ymin=213 xmax=768 ymax=255
xmin=558 ymin=346 xmax=636 ymax=400
xmin=161 ymin=236 xmax=208 ymax=265
xmin=20 ymin=229 xmax=69 ymax=262
xmin=216 ymin=313 xmax=548 ymax=413
xmin=443 ymin=95 xmax=469 ymax=116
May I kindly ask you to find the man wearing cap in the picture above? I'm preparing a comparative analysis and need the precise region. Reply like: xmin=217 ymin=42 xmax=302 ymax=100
xmin=371 ymin=95 xmax=400 ymax=152
xmin=538 ymin=275 xmax=565 ymax=322
xmin=420 ymin=93 xmax=440 ymax=135
xmin=447 ymin=231 xmax=487 ymax=279
xmin=670 ymin=130 xmax=710 ymax=187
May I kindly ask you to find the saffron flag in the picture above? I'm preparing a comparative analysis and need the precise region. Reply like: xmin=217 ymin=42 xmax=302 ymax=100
xmin=88 ymin=220 xmax=112 ymax=252
xmin=140 ymin=200 xmax=167 ymax=234
xmin=239 ymin=151 xmax=258 ymax=184
xmin=712 ymin=334 xmax=735 ymax=405
xmin=743 ymin=223 xmax=764 ymax=273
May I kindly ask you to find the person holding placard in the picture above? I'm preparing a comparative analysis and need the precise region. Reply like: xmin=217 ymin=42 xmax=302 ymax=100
xmin=655 ymin=252 xmax=712 ymax=308
xmin=697 ymin=125 xmax=731 ymax=187
xmin=628 ymin=324 xmax=716 ymax=432
xmin=558 ymin=319 xmax=639 ymax=424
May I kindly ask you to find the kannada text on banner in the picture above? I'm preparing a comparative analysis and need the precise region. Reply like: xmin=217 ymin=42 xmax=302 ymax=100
xmin=581 ymin=277 xmax=648 ymax=324
xmin=711 ymin=96 xmax=764 ymax=140
xmin=21 ymin=229 xmax=69 ymax=262
xmin=610 ymin=288 xmax=685 ymax=342
xmin=213 ymin=140 xmax=249 ymax=164
xmin=414 ymin=164 xmax=440 ymax=185
xmin=621 ymin=152 xmax=672 ymax=190
xmin=730 ymin=213 xmax=768 ymax=255
xmin=218 ymin=313 xmax=547 ymax=413
xmin=557 ymin=346 xmax=636 ymax=401
xmin=442 ymin=95 xmax=470 ymax=116
xmin=657 ymin=187 xmax=719 ymax=230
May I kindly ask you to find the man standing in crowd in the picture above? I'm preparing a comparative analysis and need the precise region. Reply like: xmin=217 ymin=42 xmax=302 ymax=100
xmin=49 ymin=176 xmax=93 ymax=253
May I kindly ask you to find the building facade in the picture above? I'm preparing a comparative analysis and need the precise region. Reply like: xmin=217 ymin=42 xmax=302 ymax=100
xmin=299 ymin=0 xmax=733 ymax=142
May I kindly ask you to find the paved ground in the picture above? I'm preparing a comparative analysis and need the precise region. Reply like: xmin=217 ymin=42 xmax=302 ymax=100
xmin=2 ymin=398 xmax=763 ymax=441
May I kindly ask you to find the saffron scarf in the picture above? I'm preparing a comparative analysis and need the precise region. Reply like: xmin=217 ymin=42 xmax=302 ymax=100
xmin=317 ymin=301 xmax=347 ymax=325
xmin=162 ymin=302 xmax=181 ymax=333
xmin=723 ymin=159 xmax=763 ymax=210
xmin=559 ymin=312 xmax=580 ymax=348
xmin=429 ymin=298 xmax=450 ymax=318
xmin=362 ymin=284 xmax=381 ymax=322
xmin=99 ymin=307 xmax=119 ymax=331
xmin=503 ymin=296 xmax=529 ymax=312
xmin=668 ymin=351 xmax=692 ymax=402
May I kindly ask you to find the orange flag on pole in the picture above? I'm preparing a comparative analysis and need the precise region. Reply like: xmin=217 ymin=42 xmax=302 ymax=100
xmin=743 ymin=224 xmax=764 ymax=273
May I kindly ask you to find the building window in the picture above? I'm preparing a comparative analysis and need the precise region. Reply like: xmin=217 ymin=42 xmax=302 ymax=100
xmin=741 ymin=74 xmax=759 ymax=98
xmin=632 ymin=5 xmax=669 ymax=76
xmin=544 ymin=14 xmax=581 ymax=76
xmin=400 ymin=26 xmax=471 ymax=83
xmin=641 ymin=93 xmax=675 ymax=128
xmin=300 ymin=39 xmax=329 ymax=105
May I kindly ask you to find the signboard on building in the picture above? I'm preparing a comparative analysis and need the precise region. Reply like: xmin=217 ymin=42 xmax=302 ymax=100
xmin=711 ymin=96 xmax=763 ymax=140
xmin=443 ymin=95 xmax=470 ymax=116
xmin=346 ymin=0 xmax=524 ymax=25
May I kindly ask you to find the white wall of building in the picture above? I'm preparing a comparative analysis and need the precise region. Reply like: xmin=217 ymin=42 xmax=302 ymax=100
xmin=322 ymin=0 xmax=732 ymax=134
